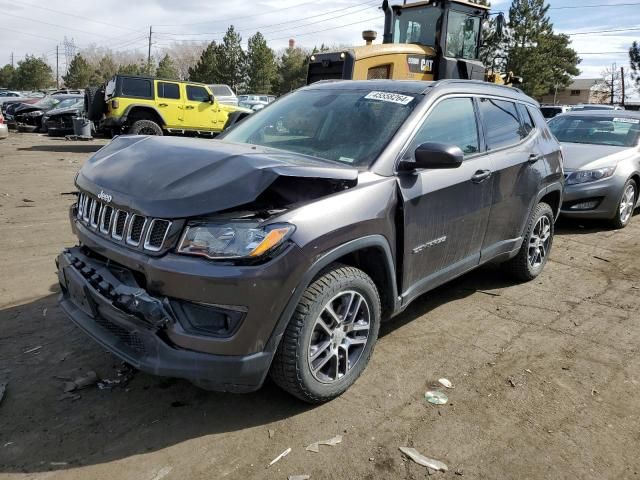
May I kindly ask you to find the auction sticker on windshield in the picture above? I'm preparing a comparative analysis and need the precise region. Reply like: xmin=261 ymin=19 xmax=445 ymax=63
xmin=364 ymin=91 xmax=414 ymax=105
xmin=613 ymin=117 xmax=639 ymax=124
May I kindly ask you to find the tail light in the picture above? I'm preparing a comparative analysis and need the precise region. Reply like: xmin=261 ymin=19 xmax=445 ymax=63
xmin=111 ymin=99 xmax=119 ymax=110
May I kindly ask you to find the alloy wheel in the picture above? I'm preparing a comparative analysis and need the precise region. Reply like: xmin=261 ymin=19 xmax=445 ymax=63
xmin=619 ymin=183 xmax=636 ymax=225
xmin=307 ymin=290 xmax=371 ymax=384
xmin=528 ymin=215 xmax=551 ymax=269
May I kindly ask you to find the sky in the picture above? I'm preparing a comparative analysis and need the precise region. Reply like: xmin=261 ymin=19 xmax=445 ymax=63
xmin=0 ymin=0 xmax=639 ymax=98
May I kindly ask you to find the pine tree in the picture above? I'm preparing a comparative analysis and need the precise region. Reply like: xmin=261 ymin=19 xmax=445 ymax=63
xmin=218 ymin=26 xmax=246 ymax=92
xmin=63 ymin=53 xmax=93 ymax=88
xmin=506 ymin=0 xmax=579 ymax=97
xmin=630 ymin=41 xmax=640 ymax=94
xmin=117 ymin=63 xmax=146 ymax=76
xmin=274 ymin=46 xmax=308 ymax=95
xmin=246 ymin=32 xmax=277 ymax=93
xmin=188 ymin=41 xmax=223 ymax=83
xmin=13 ymin=55 xmax=53 ymax=90
xmin=156 ymin=53 xmax=179 ymax=80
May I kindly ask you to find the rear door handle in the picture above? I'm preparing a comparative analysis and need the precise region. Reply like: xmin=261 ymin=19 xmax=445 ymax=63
xmin=528 ymin=153 xmax=543 ymax=163
xmin=185 ymin=105 xmax=195 ymax=110
xmin=471 ymin=169 xmax=492 ymax=183
xmin=158 ymin=103 xmax=168 ymax=107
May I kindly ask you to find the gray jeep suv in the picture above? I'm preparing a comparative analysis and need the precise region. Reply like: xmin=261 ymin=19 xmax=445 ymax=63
xmin=57 ymin=80 xmax=563 ymax=403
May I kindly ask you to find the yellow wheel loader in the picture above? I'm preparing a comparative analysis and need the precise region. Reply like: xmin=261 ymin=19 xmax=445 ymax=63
xmin=307 ymin=0 xmax=519 ymax=86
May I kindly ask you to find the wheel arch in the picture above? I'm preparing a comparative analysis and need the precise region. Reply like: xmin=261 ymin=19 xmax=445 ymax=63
xmin=123 ymin=105 xmax=166 ymax=126
xmin=264 ymin=235 xmax=398 ymax=354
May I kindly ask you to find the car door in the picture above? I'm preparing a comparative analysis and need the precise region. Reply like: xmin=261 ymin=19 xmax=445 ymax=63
xmin=477 ymin=98 xmax=548 ymax=258
xmin=398 ymin=96 xmax=493 ymax=299
xmin=183 ymin=84 xmax=225 ymax=131
xmin=155 ymin=81 xmax=183 ymax=129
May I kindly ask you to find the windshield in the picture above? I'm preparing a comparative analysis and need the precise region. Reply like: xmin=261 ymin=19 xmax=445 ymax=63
xmin=221 ymin=89 xmax=422 ymax=167
xmin=53 ymin=98 xmax=82 ymax=109
xmin=393 ymin=5 xmax=441 ymax=46
xmin=549 ymin=115 xmax=640 ymax=147
xmin=33 ymin=97 xmax=59 ymax=109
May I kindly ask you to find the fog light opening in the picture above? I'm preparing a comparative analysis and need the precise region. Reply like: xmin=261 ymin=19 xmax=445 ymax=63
xmin=570 ymin=199 xmax=600 ymax=210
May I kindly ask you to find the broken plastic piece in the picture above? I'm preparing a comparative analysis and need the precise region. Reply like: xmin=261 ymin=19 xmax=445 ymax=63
xmin=24 ymin=345 xmax=42 ymax=354
xmin=438 ymin=378 xmax=453 ymax=389
xmin=268 ymin=429 xmax=275 ymax=439
xmin=288 ymin=476 xmax=310 ymax=480
xmin=425 ymin=390 xmax=448 ymax=405
xmin=305 ymin=434 xmax=342 ymax=453
xmin=63 ymin=371 xmax=98 ymax=392
xmin=399 ymin=447 xmax=448 ymax=472
xmin=269 ymin=447 xmax=291 ymax=467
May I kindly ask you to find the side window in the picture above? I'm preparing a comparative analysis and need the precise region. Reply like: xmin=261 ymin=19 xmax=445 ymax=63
xmin=409 ymin=97 xmax=480 ymax=156
xmin=157 ymin=82 xmax=180 ymax=100
xmin=187 ymin=85 xmax=210 ymax=102
xmin=121 ymin=78 xmax=152 ymax=98
xmin=478 ymin=98 xmax=522 ymax=149
xmin=516 ymin=103 xmax=535 ymax=138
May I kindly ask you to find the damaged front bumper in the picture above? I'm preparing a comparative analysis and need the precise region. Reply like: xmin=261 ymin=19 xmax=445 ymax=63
xmin=57 ymin=247 xmax=273 ymax=392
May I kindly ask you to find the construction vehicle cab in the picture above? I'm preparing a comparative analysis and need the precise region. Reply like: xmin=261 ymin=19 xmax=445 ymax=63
xmin=307 ymin=0 xmax=502 ymax=84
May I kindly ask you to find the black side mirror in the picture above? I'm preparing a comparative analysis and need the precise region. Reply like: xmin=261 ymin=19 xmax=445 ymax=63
xmin=208 ymin=93 xmax=215 ymax=104
xmin=398 ymin=142 xmax=464 ymax=171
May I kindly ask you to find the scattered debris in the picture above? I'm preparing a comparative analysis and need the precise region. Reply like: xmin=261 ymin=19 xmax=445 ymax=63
xmin=150 ymin=466 xmax=172 ymax=480
xmin=288 ymin=476 xmax=310 ymax=480
xmin=63 ymin=370 xmax=98 ymax=392
xmin=369 ymin=457 xmax=375 ymax=462
xmin=58 ymin=392 xmax=81 ymax=401
xmin=455 ymin=467 xmax=464 ymax=475
xmin=593 ymin=256 xmax=610 ymax=263
xmin=438 ymin=378 xmax=454 ymax=389
xmin=305 ymin=435 xmax=342 ymax=453
xmin=3 ymin=442 xmax=14 ymax=448
xmin=0 ymin=383 xmax=6 ymax=405
xmin=507 ymin=377 xmax=517 ymax=388
xmin=561 ymin=366 xmax=570 ymax=371
xmin=22 ymin=198 xmax=34 ymax=203
xmin=97 ymin=362 xmax=136 ymax=390
xmin=524 ymin=369 xmax=532 ymax=374
xmin=269 ymin=447 xmax=291 ymax=467
xmin=477 ymin=290 xmax=501 ymax=297
xmin=42 ymin=308 xmax=47 ymax=317
xmin=268 ymin=429 xmax=275 ymax=439
xmin=23 ymin=345 xmax=42 ymax=354
xmin=591 ymin=388 xmax=599 ymax=396
xmin=424 ymin=390 xmax=448 ymax=405
xmin=50 ymin=462 xmax=68 ymax=466
xmin=59 ymin=191 xmax=78 ymax=196
xmin=398 ymin=447 xmax=448 ymax=472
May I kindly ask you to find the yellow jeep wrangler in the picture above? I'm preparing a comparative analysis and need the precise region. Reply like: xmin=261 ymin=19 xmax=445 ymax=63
xmin=85 ymin=75 xmax=252 ymax=136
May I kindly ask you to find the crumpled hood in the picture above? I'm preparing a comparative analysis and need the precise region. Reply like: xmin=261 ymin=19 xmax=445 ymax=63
xmin=46 ymin=105 xmax=82 ymax=117
xmin=561 ymin=142 xmax=634 ymax=171
xmin=76 ymin=135 xmax=358 ymax=218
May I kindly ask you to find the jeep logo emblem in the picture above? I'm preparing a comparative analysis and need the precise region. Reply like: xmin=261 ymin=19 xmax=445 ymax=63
xmin=97 ymin=190 xmax=112 ymax=203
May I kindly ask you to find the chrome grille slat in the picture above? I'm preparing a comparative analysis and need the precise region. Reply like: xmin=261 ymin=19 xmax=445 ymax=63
xmin=77 ymin=191 xmax=171 ymax=252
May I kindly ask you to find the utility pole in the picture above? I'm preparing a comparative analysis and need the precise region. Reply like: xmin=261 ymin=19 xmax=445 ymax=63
xmin=621 ymin=66 xmax=625 ymax=107
xmin=148 ymin=26 xmax=152 ymax=74
xmin=10 ymin=52 xmax=14 ymax=68
xmin=56 ymin=45 xmax=59 ymax=89
xmin=610 ymin=63 xmax=615 ymax=105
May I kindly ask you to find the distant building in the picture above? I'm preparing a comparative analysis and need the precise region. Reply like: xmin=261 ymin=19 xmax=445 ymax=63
xmin=538 ymin=79 xmax=600 ymax=105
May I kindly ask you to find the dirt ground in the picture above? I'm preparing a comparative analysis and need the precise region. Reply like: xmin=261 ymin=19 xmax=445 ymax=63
xmin=1 ymin=132 xmax=639 ymax=480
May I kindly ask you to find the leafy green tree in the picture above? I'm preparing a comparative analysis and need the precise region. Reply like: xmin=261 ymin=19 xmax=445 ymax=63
xmin=630 ymin=41 xmax=640 ymax=94
xmin=188 ymin=41 xmax=223 ymax=83
xmin=218 ymin=26 xmax=246 ymax=92
xmin=506 ymin=0 xmax=579 ymax=97
xmin=93 ymin=55 xmax=118 ymax=84
xmin=246 ymin=32 xmax=277 ymax=93
xmin=63 ymin=53 xmax=93 ymax=88
xmin=13 ymin=55 xmax=53 ymax=90
xmin=0 ymin=64 xmax=16 ymax=88
xmin=156 ymin=53 xmax=179 ymax=79
xmin=274 ymin=46 xmax=308 ymax=95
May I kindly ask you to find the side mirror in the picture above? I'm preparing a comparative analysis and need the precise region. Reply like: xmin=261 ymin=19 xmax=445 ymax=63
xmin=208 ymin=93 xmax=215 ymax=104
xmin=398 ymin=142 xmax=464 ymax=171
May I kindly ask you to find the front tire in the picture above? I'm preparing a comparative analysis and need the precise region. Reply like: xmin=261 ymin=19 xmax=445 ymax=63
xmin=128 ymin=119 xmax=163 ymax=136
xmin=610 ymin=179 xmax=636 ymax=229
xmin=270 ymin=265 xmax=381 ymax=403
xmin=504 ymin=202 xmax=554 ymax=281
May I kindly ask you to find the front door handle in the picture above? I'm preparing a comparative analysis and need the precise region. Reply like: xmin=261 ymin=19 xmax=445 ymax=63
xmin=471 ymin=169 xmax=492 ymax=183
xmin=158 ymin=103 xmax=168 ymax=107
xmin=185 ymin=105 xmax=195 ymax=110
xmin=528 ymin=153 xmax=543 ymax=163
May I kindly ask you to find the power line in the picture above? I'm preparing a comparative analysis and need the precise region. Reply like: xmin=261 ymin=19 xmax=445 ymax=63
xmin=265 ymin=15 xmax=382 ymax=42
xmin=1 ymin=26 xmax=60 ymax=43
xmin=1 ymin=11 xmax=132 ymax=39
xmin=566 ymin=26 xmax=640 ymax=36
xmin=549 ymin=1 xmax=640 ymax=9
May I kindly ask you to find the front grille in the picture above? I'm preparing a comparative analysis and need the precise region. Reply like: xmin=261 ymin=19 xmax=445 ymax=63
xmin=94 ymin=315 xmax=146 ymax=354
xmin=76 ymin=192 xmax=172 ymax=252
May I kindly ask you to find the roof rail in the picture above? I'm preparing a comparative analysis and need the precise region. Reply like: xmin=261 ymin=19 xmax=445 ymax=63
xmin=432 ymin=79 xmax=525 ymax=95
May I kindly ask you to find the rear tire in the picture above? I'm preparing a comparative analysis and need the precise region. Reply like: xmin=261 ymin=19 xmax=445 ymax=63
xmin=84 ymin=86 xmax=105 ymax=123
xmin=270 ymin=265 xmax=381 ymax=403
xmin=503 ymin=202 xmax=554 ymax=281
xmin=610 ymin=178 xmax=636 ymax=229
xmin=128 ymin=119 xmax=163 ymax=136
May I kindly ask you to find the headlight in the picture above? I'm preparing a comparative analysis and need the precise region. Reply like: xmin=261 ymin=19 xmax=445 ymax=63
xmin=178 ymin=222 xmax=295 ymax=260
xmin=26 ymin=111 xmax=43 ymax=117
xmin=566 ymin=166 xmax=616 ymax=185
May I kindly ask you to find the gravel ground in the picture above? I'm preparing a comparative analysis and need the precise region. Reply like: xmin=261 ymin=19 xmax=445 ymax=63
xmin=1 ymin=132 xmax=639 ymax=480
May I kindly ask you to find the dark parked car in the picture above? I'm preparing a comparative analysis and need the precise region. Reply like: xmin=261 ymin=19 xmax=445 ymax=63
xmin=43 ymin=97 xmax=85 ymax=135
xmin=549 ymin=110 xmax=640 ymax=228
xmin=15 ymin=94 xmax=82 ymax=132
xmin=57 ymin=80 xmax=563 ymax=402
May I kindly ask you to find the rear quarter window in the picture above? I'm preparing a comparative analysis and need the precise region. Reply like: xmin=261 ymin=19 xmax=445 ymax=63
xmin=121 ymin=78 xmax=152 ymax=99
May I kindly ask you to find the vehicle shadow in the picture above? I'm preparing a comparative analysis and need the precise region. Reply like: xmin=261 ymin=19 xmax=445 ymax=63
xmin=0 ymin=266 xmax=511 ymax=473
xmin=554 ymin=211 xmax=639 ymax=236
xmin=17 ymin=143 xmax=103 ymax=154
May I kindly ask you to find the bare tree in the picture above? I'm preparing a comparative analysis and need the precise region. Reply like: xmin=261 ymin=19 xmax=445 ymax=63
xmin=593 ymin=66 xmax=633 ymax=105
xmin=160 ymin=41 xmax=207 ymax=80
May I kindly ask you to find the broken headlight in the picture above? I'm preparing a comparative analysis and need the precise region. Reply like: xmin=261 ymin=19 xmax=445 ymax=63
xmin=177 ymin=222 xmax=295 ymax=260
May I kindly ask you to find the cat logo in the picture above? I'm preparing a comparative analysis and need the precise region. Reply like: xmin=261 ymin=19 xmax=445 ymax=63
xmin=407 ymin=55 xmax=434 ymax=74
